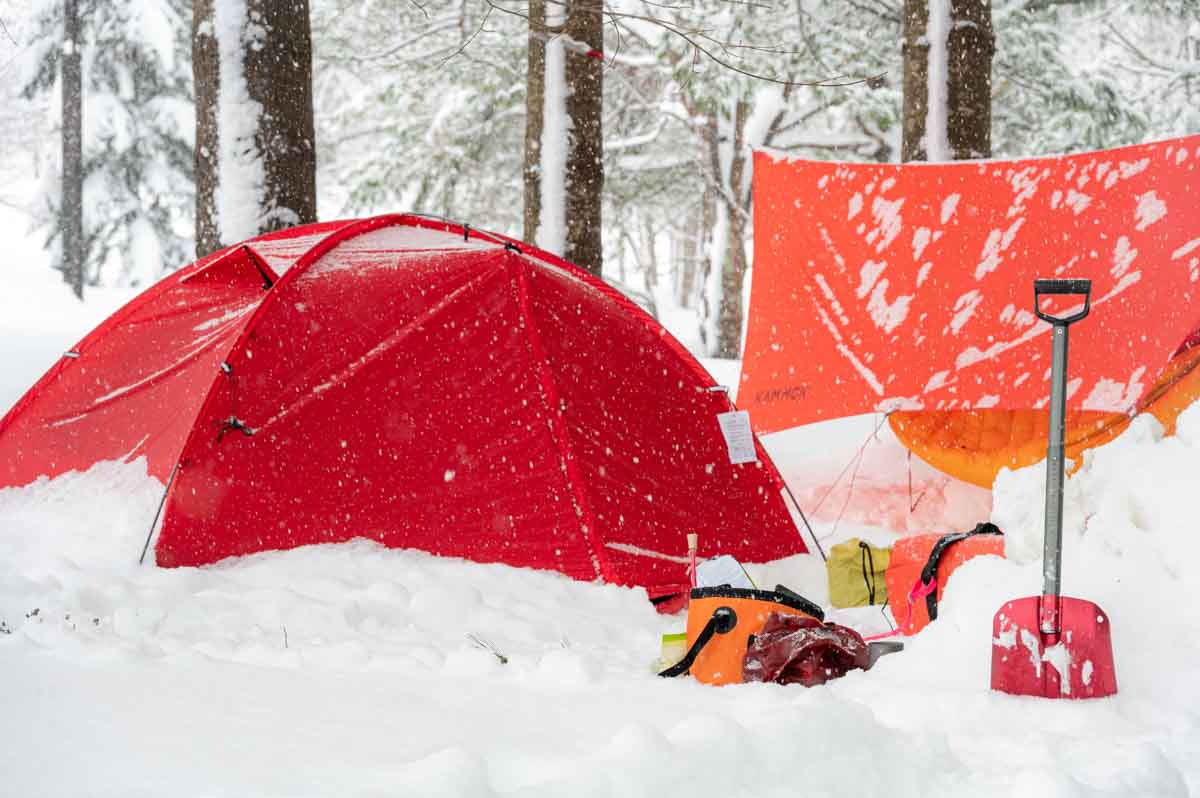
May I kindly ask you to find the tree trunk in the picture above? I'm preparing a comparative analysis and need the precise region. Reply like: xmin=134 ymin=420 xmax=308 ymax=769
xmin=946 ymin=0 xmax=994 ymax=159
xmin=901 ymin=0 xmax=931 ymax=162
xmin=641 ymin=215 xmax=658 ymax=292
xmin=563 ymin=0 xmax=603 ymax=277
xmin=61 ymin=0 xmax=83 ymax=299
xmin=193 ymin=0 xmax=221 ymax=257
xmin=903 ymin=0 xmax=993 ymax=162
xmin=678 ymin=217 xmax=697 ymax=308
xmin=243 ymin=0 xmax=317 ymax=233
xmin=523 ymin=0 xmax=545 ymax=243
xmin=716 ymin=100 xmax=750 ymax=359
xmin=696 ymin=119 xmax=719 ymax=352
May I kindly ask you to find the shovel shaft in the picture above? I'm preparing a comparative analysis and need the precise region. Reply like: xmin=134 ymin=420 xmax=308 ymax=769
xmin=1041 ymin=323 xmax=1069 ymax=633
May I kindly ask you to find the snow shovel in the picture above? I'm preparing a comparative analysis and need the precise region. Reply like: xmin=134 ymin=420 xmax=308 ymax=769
xmin=990 ymin=279 xmax=1117 ymax=699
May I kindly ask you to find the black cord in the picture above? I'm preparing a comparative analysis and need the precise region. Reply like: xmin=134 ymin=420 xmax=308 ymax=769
xmin=859 ymin=540 xmax=876 ymax=606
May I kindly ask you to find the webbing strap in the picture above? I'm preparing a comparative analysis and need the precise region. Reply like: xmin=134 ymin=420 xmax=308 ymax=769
xmin=916 ymin=522 xmax=1002 ymax=623
xmin=865 ymin=581 xmax=929 ymax=640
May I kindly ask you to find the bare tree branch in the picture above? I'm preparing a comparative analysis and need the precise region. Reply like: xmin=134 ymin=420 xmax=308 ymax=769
xmin=437 ymin=3 xmax=493 ymax=67
xmin=483 ymin=0 xmax=884 ymax=87
xmin=1105 ymin=21 xmax=1184 ymax=73
xmin=1023 ymin=0 xmax=1099 ymax=13
xmin=0 ymin=17 xmax=18 ymax=46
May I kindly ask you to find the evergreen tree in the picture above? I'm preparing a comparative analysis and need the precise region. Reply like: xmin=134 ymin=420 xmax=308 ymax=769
xmin=640 ymin=0 xmax=870 ymax=356
xmin=991 ymin=0 xmax=1145 ymax=154
xmin=21 ymin=0 xmax=194 ymax=289
xmin=1095 ymin=0 xmax=1200 ymax=140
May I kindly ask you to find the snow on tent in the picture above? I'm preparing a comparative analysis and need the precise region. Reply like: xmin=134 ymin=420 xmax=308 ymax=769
xmin=740 ymin=136 xmax=1200 ymax=489
xmin=0 ymin=215 xmax=806 ymax=593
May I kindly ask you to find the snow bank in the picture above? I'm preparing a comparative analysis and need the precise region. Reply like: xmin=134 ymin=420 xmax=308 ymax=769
xmin=2 ymin=402 xmax=1199 ymax=794
xmin=989 ymin=409 xmax=1200 ymax=701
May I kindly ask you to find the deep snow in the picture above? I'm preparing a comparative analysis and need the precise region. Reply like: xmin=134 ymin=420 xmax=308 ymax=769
xmin=2 ymin=207 xmax=1200 ymax=795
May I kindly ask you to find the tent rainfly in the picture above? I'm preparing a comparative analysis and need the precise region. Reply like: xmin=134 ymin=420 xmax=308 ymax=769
xmin=0 ymin=215 xmax=807 ymax=595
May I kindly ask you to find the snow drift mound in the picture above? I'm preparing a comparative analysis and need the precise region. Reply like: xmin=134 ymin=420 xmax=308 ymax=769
xmin=1 ymin=404 xmax=1199 ymax=795
xmin=0 ymin=458 xmax=666 ymax=676
xmin=994 ymin=405 xmax=1200 ymax=589
xmin=887 ymin=404 xmax=1200 ymax=703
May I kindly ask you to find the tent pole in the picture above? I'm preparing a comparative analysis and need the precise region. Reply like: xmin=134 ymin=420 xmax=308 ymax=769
xmin=139 ymin=461 xmax=180 ymax=564
xmin=782 ymin=479 xmax=826 ymax=562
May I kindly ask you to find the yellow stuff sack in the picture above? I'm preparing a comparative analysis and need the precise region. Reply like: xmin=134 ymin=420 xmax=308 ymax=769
xmin=827 ymin=538 xmax=890 ymax=608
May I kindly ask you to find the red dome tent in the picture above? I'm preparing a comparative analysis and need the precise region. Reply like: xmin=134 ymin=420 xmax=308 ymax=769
xmin=0 ymin=215 xmax=805 ymax=593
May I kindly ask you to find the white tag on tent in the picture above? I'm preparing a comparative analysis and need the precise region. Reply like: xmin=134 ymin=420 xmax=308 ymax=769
xmin=716 ymin=410 xmax=757 ymax=465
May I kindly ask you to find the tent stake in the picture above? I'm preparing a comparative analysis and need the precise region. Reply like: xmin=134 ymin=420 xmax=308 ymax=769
xmin=139 ymin=461 xmax=180 ymax=564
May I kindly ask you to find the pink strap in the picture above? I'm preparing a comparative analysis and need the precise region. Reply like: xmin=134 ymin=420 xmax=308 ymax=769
xmin=862 ymin=628 xmax=902 ymax=642
xmin=855 ymin=577 xmax=942 ymax=642
xmin=909 ymin=577 xmax=937 ymax=603
xmin=900 ymin=577 xmax=936 ymax=634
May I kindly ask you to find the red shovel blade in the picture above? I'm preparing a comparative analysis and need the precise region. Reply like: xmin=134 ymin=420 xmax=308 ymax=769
xmin=990 ymin=596 xmax=1117 ymax=699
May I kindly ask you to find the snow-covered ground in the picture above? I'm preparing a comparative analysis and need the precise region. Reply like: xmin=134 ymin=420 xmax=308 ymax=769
xmin=3 ymin=211 xmax=1200 ymax=796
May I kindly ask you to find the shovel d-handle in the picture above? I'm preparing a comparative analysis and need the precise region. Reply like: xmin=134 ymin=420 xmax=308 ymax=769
xmin=1034 ymin=278 xmax=1091 ymax=326
xmin=1035 ymin=278 xmax=1091 ymax=636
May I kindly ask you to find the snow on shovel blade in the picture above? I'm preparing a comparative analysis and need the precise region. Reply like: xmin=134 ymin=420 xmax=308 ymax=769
xmin=990 ymin=596 xmax=1117 ymax=699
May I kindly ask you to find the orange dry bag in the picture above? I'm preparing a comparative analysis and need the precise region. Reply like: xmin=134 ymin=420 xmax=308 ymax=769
xmin=885 ymin=523 xmax=1004 ymax=635
xmin=658 ymin=586 xmax=824 ymax=685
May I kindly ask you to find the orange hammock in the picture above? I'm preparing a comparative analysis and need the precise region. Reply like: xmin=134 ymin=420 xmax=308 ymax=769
xmin=889 ymin=343 xmax=1200 ymax=488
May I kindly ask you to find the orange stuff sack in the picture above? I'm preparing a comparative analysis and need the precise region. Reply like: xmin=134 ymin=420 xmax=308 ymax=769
xmin=886 ymin=525 xmax=1005 ymax=635
xmin=677 ymin=587 xmax=824 ymax=686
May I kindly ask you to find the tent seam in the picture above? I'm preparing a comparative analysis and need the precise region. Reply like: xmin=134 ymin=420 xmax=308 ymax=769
xmin=513 ymin=256 xmax=605 ymax=582
xmin=252 ymin=256 xmax=509 ymax=434
xmin=156 ymin=214 xmax=500 ymax=560
xmin=155 ymin=218 xmax=374 ymax=553
xmin=508 ymin=250 xmax=787 ymax=494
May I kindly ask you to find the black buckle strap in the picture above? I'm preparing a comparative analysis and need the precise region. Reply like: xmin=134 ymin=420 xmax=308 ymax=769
xmin=918 ymin=522 xmax=1001 ymax=622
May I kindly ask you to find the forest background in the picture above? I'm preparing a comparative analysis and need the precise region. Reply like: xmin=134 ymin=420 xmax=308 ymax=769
xmin=0 ymin=0 xmax=1197 ymax=359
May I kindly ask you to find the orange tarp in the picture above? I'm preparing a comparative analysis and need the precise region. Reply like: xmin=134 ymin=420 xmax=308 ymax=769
xmin=741 ymin=138 xmax=1200 ymax=433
